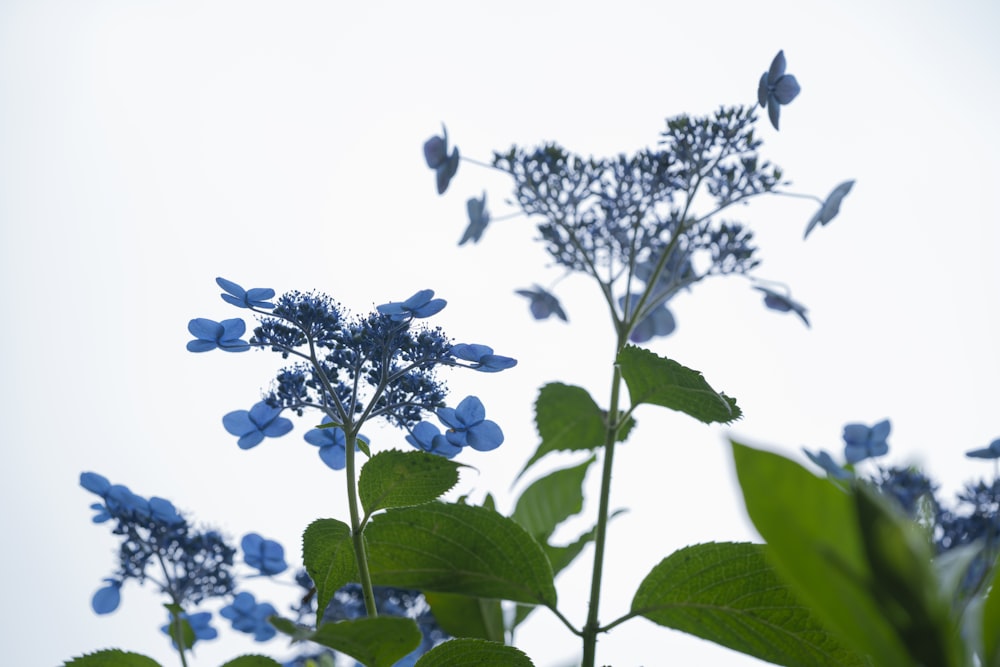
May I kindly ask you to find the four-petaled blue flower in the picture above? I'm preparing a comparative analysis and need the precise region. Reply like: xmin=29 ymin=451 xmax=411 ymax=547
xmin=223 ymin=402 xmax=294 ymax=450
xmin=241 ymin=533 xmax=288 ymax=575
xmin=450 ymin=343 xmax=517 ymax=373
xmin=966 ymin=438 xmax=1000 ymax=459
xmin=405 ymin=421 xmax=462 ymax=458
xmin=187 ymin=318 xmax=251 ymax=352
xmin=753 ymin=285 xmax=809 ymax=327
xmin=161 ymin=611 xmax=218 ymax=648
xmin=757 ymin=50 xmax=801 ymax=131
xmin=220 ymin=591 xmax=278 ymax=641
xmin=437 ymin=395 xmax=504 ymax=451
xmin=303 ymin=418 xmax=369 ymax=470
xmin=515 ymin=285 xmax=567 ymax=322
xmin=91 ymin=578 xmax=122 ymax=614
xmin=803 ymin=449 xmax=852 ymax=480
xmin=216 ymin=277 xmax=276 ymax=309
xmin=376 ymin=289 xmax=447 ymax=321
xmin=843 ymin=419 xmax=891 ymax=464
xmin=423 ymin=124 xmax=460 ymax=195
xmin=460 ymin=192 xmax=490 ymax=245
xmin=804 ymin=180 xmax=855 ymax=239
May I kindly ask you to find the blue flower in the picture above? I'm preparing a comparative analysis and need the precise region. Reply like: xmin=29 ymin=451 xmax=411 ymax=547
xmin=843 ymin=419 xmax=891 ymax=464
xmin=303 ymin=418 xmax=369 ymax=470
xmin=216 ymin=277 xmax=276 ymax=309
xmin=220 ymin=592 xmax=278 ymax=641
xmin=804 ymin=181 xmax=855 ymax=239
xmin=460 ymin=192 xmax=490 ymax=245
xmin=753 ymin=285 xmax=809 ymax=327
xmin=757 ymin=50 xmax=801 ymax=130
xmin=423 ymin=124 xmax=460 ymax=195
xmin=91 ymin=578 xmax=122 ymax=614
xmin=405 ymin=421 xmax=462 ymax=458
xmin=222 ymin=402 xmax=294 ymax=450
xmin=803 ymin=449 xmax=852 ymax=480
xmin=161 ymin=611 xmax=218 ymax=648
xmin=437 ymin=396 xmax=504 ymax=452
xmin=450 ymin=343 xmax=517 ymax=373
xmin=241 ymin=533 xmax=288 ymax=575
xmin=186 ymin=318 xmax=251 ymax=352
xmin=376 ymin=289 xmax=447 ymax=321
xmin=966 ymin=438 xmax=1000 ymax=459
xmin=515 ymin=285 xmax=567 ymax=321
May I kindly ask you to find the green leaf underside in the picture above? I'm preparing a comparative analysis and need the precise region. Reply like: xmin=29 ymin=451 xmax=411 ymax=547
xmin=63 ymin=651 xmax=162 ymax=667
xmin=302 ymin=518 xmax=358 ymax=619
xmin=415 ymin=638 xmax=535 ymax=666
xmin=359 ymin=449 xmax=463 ymax=515
xmin=731 ymin=440 xmax=911 ymax=666
xmin=424 ymin=592 xmax=505 ymax=642
xmin=633 ymin=542 xmax=868 ymax=667
xmin=365 ymin=503 xmax=557 ymax=606
xmin=618 ymin=345 xmax=740 ymax=424
xmin=311 ymin=617 xmax=422 ymax=667
xmin=220 ymin=656 xmax=285 ymax=667
xmin=521 ymin=383 xmax=606 ymax=477
xmin=512 ymin=456 xmax=595 ymax=542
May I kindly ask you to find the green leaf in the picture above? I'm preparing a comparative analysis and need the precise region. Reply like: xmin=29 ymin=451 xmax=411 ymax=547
xmin=162 ymin=605 xmax=196 ymax=651
xmin=63 ymin=651 xmax=162 ymax=667
xmin=302 ymin=518 xmax=358 ymax=619
xmin=271 ymin=616 xmax=317 ymax=642
xmin=365 ymin=503 xmax=557 ymax=606
xmin=519 ymin=383 xmax=606 ymax=477
xmin=617 ymin=345 xmax=739 ymax=423
xmin=220 ymin=656 xmax=285 ymax=667
xmin=311 ymin=617 xmax=422 ymax=667
xmin=424 ymin=592 xmax=505 ymax=642
xmin=632 ymin=542 xmax=869 ymax=667
xmin=359 ymin=449 xmax=463 ymax=515
xmin=731 ymin=440 xmax=910 ymax=666
xmin=982 ymin=554 xmax=1000 ymax=667
xmin=414 ymin=638 xmax=534 ymax=666
xmin=511 ymin=456 xmax=594 ymax=542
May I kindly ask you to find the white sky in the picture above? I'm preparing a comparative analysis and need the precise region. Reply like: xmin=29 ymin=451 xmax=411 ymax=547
xmin=2 ymin=2 xmax=998 ymax=666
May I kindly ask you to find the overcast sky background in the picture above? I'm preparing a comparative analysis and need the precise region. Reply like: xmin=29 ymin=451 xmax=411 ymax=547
xmin=2 ymin=2 xmax=999 ymax=666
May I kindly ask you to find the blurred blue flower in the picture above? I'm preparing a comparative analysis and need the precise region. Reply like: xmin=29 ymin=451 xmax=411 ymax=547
xmin=757 ymin=50 xmax=801 ymax=130
xmin=843 ymin=419 xmax=891 ymax=463
xmin=423 ymin=124 xmax=460 ymax=195
xmin=221 ymin=592 xmax=278 ymax=641
xmin=241 ymin=533 xmax=288 ymax=576
xmin=186 ymin=318 xmax=251 ymax=352
xmin=149 ymin=497 xmax=184 ymax=527
xmin=966 ymin=438 xmax=1000 ymax=459
xmin=303 ymin=418 xmax=369 ymax=470
xmin=223 ymin=402 xmax=294 ymax=450
xmin=437 ymin=396 xmax=504 ymax=452
xmin=753 ymin=285 xmax=809 ymax=327
xmin=91 ymin=578 xmax=122 ymax=614
xmin=450 ymin=343 xmax=517 ymax=372
xmin=161 ymin=611 xmax=218 ymax=648
xmin=515 ymin=285 xmax=567 ymax=321
xmin=406 ymin=421 xmax=462 ymax=459
xmin=619 ymin=294 xmax=676 ymax=343
xmin=460 ymin=192 xmax=490 ymax=245
xmin=216 ymin=277 xmax=276 ymax=309
xmin=377 ymin=289 xmax=447 ymax=321
xmin=803 ymin=449 xmax=852 ymax=480
xmin=804 ymin=180 xmax=855 ymax=239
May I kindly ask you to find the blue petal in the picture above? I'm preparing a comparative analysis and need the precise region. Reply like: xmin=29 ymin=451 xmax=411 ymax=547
xmin=773 ymin=75 xmax=801 ymax=105
xmin=454 ymin=395 xmax=486 ymax=425
xmin=768 ymin=50 xmax=787 ymax=84
xmin=223 ymin=410 xmax=255 ymax=436
xmin=188 ymin=318 xmax=223 ymax=339
xmin=467 ymin=420 xmax=504 ymax=451
xmin=319 ymin=443 xmax=348 ymax=470
xmin=237 ymin=431 xmax=265 ymax=450
xmin=80 ymin=472 xmax=111 ymax=496
xmin=92 ymin=581 xmax=121 ymax=614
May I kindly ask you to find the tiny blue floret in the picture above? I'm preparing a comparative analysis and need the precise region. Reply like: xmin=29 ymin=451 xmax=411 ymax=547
xmin=303 ymin=418 xmax=368 ymax=470
xmin=460 ymin=192 xmax=490 ymax=245
xmin=186 ymin=318 xmax=251 ymax=352
xmin=223 ymin=402 xmax=293 ymax=449
xmin=406 ymin=421 xmax=462 ymax=458
xmin=424 ymin=124 xmax=460 ymax=195
xmin=241 ymin=533 xmax=288 ymax=575
xmin=515 ymin=285 xmax=567 ymax=322
xmin=450 ymin=343 xmax=517 ymax=372
xmin=216 ymin=277 xmax=276 ymax=309
xmin=376 ymin=289 xmax=447 ymax=321
xmin=757 ymin=50 xmax=801 ymax=130
xmin=843 ymin=419 xmax=891 ymax=464
xmin=437 ymin=395 xmax=504 ymax=452
xmin=220 ymin=591 xmax=278 ymax=641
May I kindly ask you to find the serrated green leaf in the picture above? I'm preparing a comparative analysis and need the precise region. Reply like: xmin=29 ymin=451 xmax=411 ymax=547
xmin=731 ymin=440 xmax=909 ymax=666
xmin=512 ymin=456 xmax=594 ymax=542
xmin=302 ymin=518 xmax=358 ymax=619
xmin=220 ymin=656 xmax=285 ymax=667
xmin=618 ymin=345 xmax=739 ymax=423
xmin=311 ymin=617 xmax=422 ymax=667
xmin=424 ymin=592 xmax=505 ymax=642
xmin=63 ymin=650 xmax=162 ymax=667
xmin=519 ymin=383 xmax=605 ymax=477
xmin=415 ymin=638 xmax=534 ymax=666
xmin=364 ymin=503 xmax=556 ymax=606
xmin=359 ymin=449 xmax=463 ymax=515
xmin=632 ymin=542 xmax=868 ymax=667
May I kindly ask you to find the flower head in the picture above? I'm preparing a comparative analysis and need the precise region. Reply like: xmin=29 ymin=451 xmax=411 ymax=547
xmin=222 ymin=402 xmax=293 ymax=450
xmin=376 ymin=289 xmax=447 ymax=321
xmin=515 ymin=285 xmax=567 ymax=322
xmin=303 ymin=419 xmax=369 ymax=470
xmin=221 ymin=591 xmax=278 ymax=641
xmin=241 ymin=533 xmax=288 ymax=575
xmin=423 ymin=124 xmax=460 ymax=195
xmin=753 ymin=285 xmax=809 ymax=327
xmin=843 ymin=419 xmax=891 ymax=464
xmin=804 ymin=181 xmax=855 ymax=239
xmin=216 ymin=277 xmax=276 ymax=309
xmin=405 ymin=421 xmax=462 ymax=458
xmin=450 ymin=343 xmax=517 ymax=373
xmin=460 ymin=192 xmax=490 ymax=245
xmin=161 ymin=611 xmax=218 ymax=648
xmin=436 ymin=395 xmax=504 ymax=452
xmin=186 ymin=318 xmax=251 ymax=352
xmin=966 ymin=438 xmax=1000 ymax=460
xmin=757 ymin=50 xmax=801 ymax=130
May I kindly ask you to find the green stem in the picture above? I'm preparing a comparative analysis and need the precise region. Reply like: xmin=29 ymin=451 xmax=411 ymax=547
xmin=581 ymin=356 xmax=625 ymax=667
xmin=344 ymin=429 xmax=378 ymax=617
xmin=171 ymin=610 xmax=189 ymax=667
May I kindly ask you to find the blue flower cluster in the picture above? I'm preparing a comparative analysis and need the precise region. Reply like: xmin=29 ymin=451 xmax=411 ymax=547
xmin=188 ymin=279 xmax=516 ymax=468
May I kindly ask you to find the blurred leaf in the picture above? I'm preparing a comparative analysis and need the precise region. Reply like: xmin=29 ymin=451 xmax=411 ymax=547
xmin=618 ymin=346 xmax=739 ymax=424
xmin=982 ymin=554 xmax=1000 ymax=667
xmin=424 ymin=592 xmax=505 ymax=642
xmin=359 ymin=449 xmax=463 ymax=515
xmin=64 ymin=651 xmax=162 ymax=667
xmin=311 ymin=617 xmax=421 ymax=667
xmin=415 ymin=638 xmax=534 ymax=666
xmin=302 ymin=519 xmax=357 ymax=619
